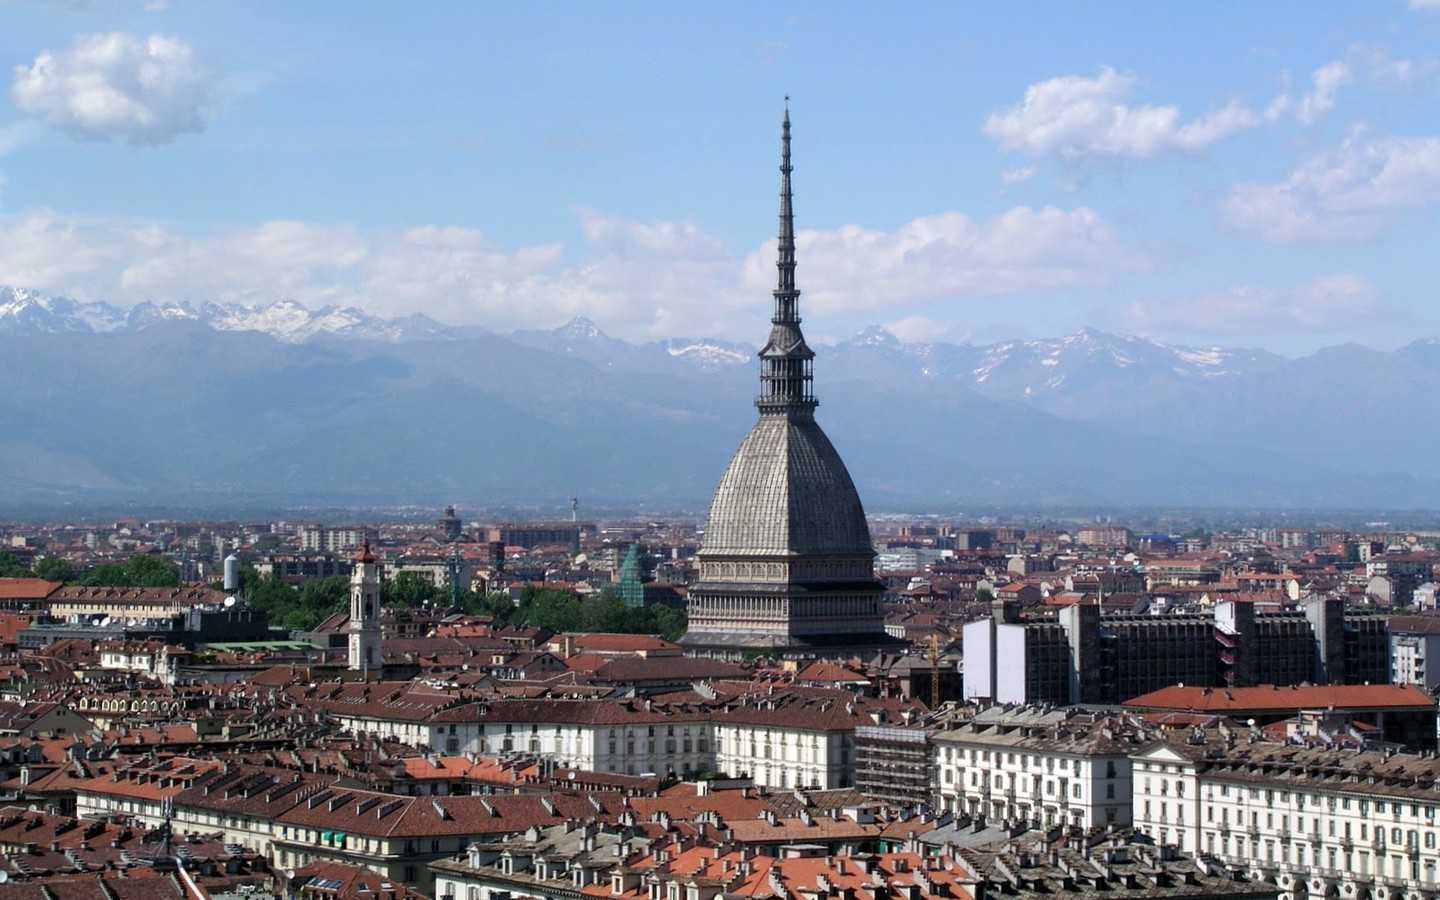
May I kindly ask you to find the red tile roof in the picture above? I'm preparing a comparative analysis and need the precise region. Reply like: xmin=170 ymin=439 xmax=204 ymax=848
xmin=1125 ymin=683 xmax=1437 ymax=713
xmin=0 ymin=579 xmax=60 ymax=601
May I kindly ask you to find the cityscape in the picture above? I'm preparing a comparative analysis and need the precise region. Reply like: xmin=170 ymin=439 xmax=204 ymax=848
xmin=4 ymin=5 xmax=1440 ymax=900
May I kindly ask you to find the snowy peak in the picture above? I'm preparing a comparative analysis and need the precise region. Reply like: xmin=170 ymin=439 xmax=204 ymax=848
xmin=556 ymin=316 xmax=607 ymax=340
xmin=0 ymin=288 xmax=128 ymax=336
xmin=0 ymin=289 xmax=456 ymax=344
xmin=851 ymin=325 xmax=901 ymax=348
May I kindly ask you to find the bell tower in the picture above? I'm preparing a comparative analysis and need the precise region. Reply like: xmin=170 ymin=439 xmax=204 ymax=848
xmin=348 ymin=541 xmax=382 ymax=673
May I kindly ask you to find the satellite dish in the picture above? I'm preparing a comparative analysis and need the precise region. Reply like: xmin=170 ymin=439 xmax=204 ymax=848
xmin=224 ymin=596 xmax=237 ymax=608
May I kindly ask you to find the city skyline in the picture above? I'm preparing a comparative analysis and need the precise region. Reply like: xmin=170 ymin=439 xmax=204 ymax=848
xmin=2 ymin=4 xmax=1440 ymax=352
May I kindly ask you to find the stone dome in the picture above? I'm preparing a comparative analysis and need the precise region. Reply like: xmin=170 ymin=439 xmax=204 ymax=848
xmin=700 ymin=415 xmax=873 ymax=558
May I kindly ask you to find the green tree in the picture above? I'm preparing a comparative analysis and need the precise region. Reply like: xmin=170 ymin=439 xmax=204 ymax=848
xmin=296 ymin=576 xmax=349 ymax=628
xmin=33 ymin=557 xmax=75 ymax=583
xmin=383 ymin=572 xmax=441 ymax=609
xmin=126 ymin=554 xmax=180 ymax=587
xmin=0 ymin=552 xmax=30 ymax=578
xmin=81 ymin=554 xmax=179 ymax=588
xmin=226 ymin=565 xmax=348 ymax=632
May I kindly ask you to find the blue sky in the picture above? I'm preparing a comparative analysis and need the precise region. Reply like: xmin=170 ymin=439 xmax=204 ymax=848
xmin=2 ymin=2 xmax=1440 ymax=353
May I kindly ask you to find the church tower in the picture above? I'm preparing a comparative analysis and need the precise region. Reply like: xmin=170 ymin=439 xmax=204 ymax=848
xmin=679 ymin=103 xmax=895 ymax=659
xmin=348 ymin=541 xmax=382 ymax=673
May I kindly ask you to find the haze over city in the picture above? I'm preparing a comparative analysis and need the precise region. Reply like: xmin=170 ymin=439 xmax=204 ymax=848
xmin=4 ymin=9 xmax=1440 ymax=900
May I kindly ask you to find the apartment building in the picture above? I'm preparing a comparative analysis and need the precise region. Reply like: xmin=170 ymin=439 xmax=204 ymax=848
xmin=49 ymin=586 xmax=229 ymax=620
xmin=300 ymin=526 xmax=370 ymax=553
xmin=1390 ymin=616 xmax=1440 ymax=690
xmin=301 ymin=685 xmax=896 ymax=790
xmin=932 ymin=708 xmax=1143 ymax=829
xmin=1132 ymin=737 xmax=1440 ymax=898
xmin=71 ymin=758 xmax=609 ymax=894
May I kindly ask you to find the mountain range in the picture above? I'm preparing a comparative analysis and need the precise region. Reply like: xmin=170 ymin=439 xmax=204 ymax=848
xmin=2 ymin=286 xmax=1437 ymax=511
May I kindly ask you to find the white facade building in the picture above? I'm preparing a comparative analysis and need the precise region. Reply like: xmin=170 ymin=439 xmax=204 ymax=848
xmin=1132 ymin=739 xmax=1440 ymax=899
xmin=933 ymin=716 xmax=1136 ymax=829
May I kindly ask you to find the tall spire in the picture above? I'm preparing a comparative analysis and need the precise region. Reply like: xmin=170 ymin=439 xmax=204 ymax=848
xmin=756 ymin=98 xmax=817 ymax=418
xmin=775 ymin=97 xmax=796 ymax=318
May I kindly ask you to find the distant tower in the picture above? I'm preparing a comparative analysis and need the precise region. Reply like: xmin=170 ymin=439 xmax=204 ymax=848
xmin=446 ymin=544 xmax=465 ymax=609
xmin=618 ymin=543 xmax=646 ymax=609
xmin=570 ymin=497 xmax=578 ymax=523
xmin=222 ymin=552 xmax=240 ymax=593
xmin=348 ymin=542 xmax=382 ymax=673
xmin=437 ymin=504 xmax=463 ymax=542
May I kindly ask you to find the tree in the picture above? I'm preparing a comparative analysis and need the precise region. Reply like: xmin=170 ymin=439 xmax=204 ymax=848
xmin=126 ymin=554 xmax=180 ymax=587
xmin=383 ymin=572 xmax=441 ymax=609
xmin=81 ymin=554 xmax=179 ymax=588
xmin=33 ymin=557 xmax=75 ymax=582
xmin=505 ymin=585 xmax=688 ymax=641
xmin=0 ymin=553 xmax=29 ymax=578
xmin=227 ymin=565 xmax=348 ymax=632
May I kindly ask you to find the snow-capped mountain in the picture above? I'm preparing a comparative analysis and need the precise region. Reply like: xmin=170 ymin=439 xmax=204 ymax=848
xmin=825 ymin=325 xmax=1285 ymax=411
xmin=511 ymin=316 xmax=756 ymax=372
xmin=0 ymin=288 xmax=128 ymax=335
xmin=6 ymin=285 xmax=1440 ymax=508
xmin=0 ymin=289 xmax=451 ymax=344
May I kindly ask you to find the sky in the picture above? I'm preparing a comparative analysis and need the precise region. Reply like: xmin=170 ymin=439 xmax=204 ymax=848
xmin=2 ymin=2 xmax=1440 ymax=354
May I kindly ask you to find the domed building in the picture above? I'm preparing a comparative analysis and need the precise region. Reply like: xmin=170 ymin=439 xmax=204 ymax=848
xmin=680 ymin=106 xmax=896 ymax=659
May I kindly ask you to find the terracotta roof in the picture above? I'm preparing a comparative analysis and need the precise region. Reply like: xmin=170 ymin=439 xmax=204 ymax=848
xmin=0 ymin=580 xmax=61 ymax=601
xmin=294 ymin=861 xmax=425 ymax=900
xmin=1125 ymin=683 xmax=1437 ymax=713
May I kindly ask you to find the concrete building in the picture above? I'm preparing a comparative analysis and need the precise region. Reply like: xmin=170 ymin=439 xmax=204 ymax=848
xmin=484 ymin=524 xmax=582 ymax=551
xmin=964 ymin=596 xmax=1392 ymax=706
xmin=300 ymin=525 xmax=369 ymax=553
xmin=1391 ymin=616 xmax=1440 ymax=690
xmin=255 ymin=553 xmax=352 ymax=584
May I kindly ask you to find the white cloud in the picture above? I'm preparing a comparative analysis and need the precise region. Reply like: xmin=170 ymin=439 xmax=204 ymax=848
xmin=0 ymin=204 xmax=1143 ymax=339
xmin=10 ymin=32 xmax=213 ymax=144
xmin=983 ymin=67 xmax=1258 ymax=163
xmin=1411 ymin=0 xmax=1440 ymax=10
xmin=0 ymin=209 xmax=751 ymax=338
xmin=883 ymin=316 xmax=972 ymax=344
xmin=1224 ymin=132 xmax=1440 ymax=241
xmin=1271 ymin=46 xmax=1440 ymax=125
xmin=743 ymin=206 xmax=1142 ymax=314
xmin=1123 ymin=273 xmax=1380 ymax=337
xmin=1296 ymin=61 xmax=1351 ymax=124
xmin=1000 ymin=166 xmax=1035 ymax=185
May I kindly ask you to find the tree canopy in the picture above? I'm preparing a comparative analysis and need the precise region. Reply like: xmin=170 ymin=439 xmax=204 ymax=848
xmin=501 ymin=586 xmax=687 ymax=641
xmin=80 ymin=554 xmax=179 ymax=588
xmin=0 ymin=552 xmax=28 ymax=579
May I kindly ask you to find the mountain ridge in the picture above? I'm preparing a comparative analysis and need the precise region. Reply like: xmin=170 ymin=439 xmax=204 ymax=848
xmin=4 ymin=287 xmax=1438 ymax=509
